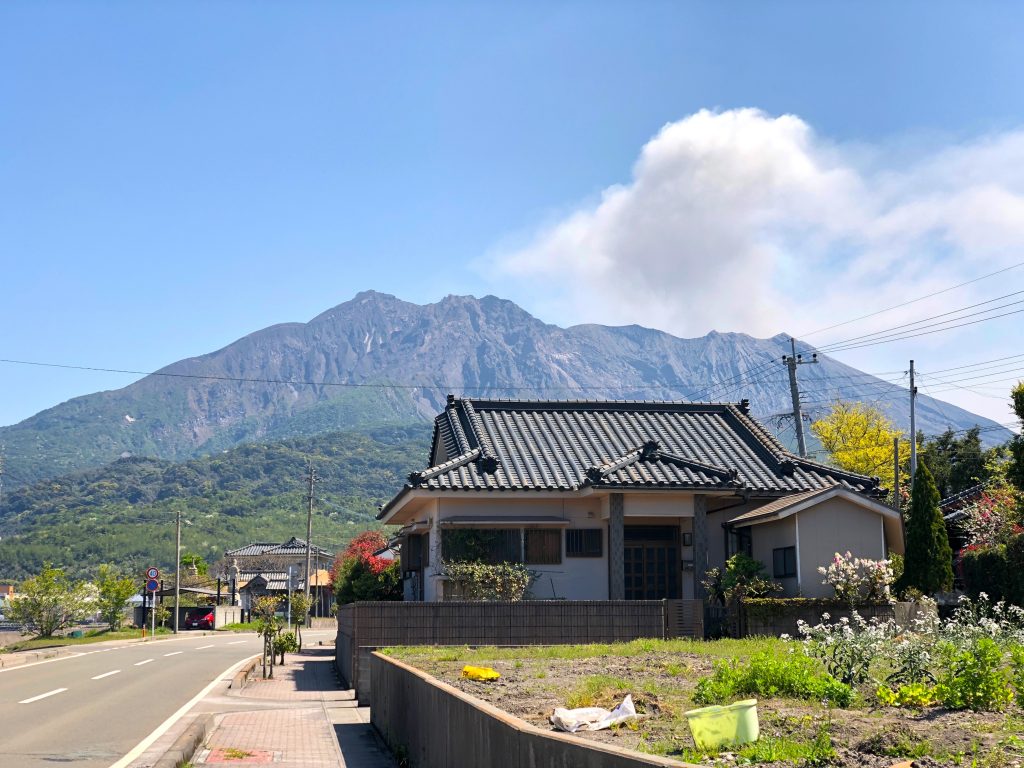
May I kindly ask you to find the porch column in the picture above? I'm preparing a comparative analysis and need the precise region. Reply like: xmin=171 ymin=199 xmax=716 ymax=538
xmin=693 ymin=494 xmax=708 ymax=600
xmin=609 ymin=493 xmax=625 ymax=600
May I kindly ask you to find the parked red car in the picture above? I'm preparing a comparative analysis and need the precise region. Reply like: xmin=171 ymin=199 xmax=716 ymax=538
xmin=184 ymin=608 xmax=215 ymax=630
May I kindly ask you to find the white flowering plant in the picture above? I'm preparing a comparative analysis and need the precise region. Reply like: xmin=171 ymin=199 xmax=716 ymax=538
xmin=818 ymin=551 xmax=895 ymax=606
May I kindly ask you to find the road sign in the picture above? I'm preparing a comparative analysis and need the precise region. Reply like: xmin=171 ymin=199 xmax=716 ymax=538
xmin=146 ymin=579 xmax=159 ymax=592
xmin=146 ymin=567 xmax=159 ymax=579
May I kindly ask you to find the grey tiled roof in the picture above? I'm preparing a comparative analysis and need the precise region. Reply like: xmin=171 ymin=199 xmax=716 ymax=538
xmin=381 ymin=397 xmax=881 ymax=518
xmin=224 ymin=537 xmax=333 ymax=559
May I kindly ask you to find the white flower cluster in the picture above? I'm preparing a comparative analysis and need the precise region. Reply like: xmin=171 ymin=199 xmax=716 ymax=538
xmin=817 ymin=551 xmax=895 ymax=606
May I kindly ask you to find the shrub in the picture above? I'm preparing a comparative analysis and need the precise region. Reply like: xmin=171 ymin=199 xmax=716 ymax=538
xmin=693 ymin=651 xmax=853 ymax=707
xmin=935 ymin=637 xmax=1014 ymax=712
xmin=701 ymin=553 xmax=780 ymax=608
xmin=818 ymin=551 xmax=895 ymax=606
xmin=333 ymin=532 xmax=402 ymax=605
xmin=900 ymin=462 xmax=954 ymax=595
xmin=961 ymin=546 xmax=1008 ymax=602
xmin=1011 ymin=645 xmax=1024 ymax=701
xmin=441 ymin=560 xmax=533 ymax=601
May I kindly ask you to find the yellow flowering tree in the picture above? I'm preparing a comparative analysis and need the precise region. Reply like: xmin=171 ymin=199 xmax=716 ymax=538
xmin=811 ymin=402 xmax=910 ymax=493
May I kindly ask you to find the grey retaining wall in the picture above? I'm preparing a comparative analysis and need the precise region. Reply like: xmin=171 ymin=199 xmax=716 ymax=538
xmin=337 ymin=600 xmax=700 ymax=701
xmin=371 ymin=652 xmax=703 ymax=768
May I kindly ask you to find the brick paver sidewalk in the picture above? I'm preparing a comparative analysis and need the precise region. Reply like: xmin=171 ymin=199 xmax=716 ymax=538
xmin=192 ymin=649 xmax=394 ymax=768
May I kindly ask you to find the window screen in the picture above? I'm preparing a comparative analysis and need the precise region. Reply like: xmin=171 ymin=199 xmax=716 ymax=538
xmin=566 ymin=529 xmax=603 ymax=557
xmin=525 ymin=529 xmax=562 ymax=565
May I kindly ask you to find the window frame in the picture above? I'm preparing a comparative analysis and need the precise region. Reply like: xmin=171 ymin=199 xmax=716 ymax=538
xmin=772 ymin=546 xmax=797 ymax=579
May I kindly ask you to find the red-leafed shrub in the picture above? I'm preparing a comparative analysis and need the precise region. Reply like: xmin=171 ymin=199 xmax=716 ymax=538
xmin=332 ymin=530 xmax=401 ymax=605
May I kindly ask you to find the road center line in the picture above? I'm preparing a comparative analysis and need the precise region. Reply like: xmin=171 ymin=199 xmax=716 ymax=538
xmin=134 ymin=659 xmax=154 ymax=666
xmin=163 ymin=651 xmax=183 ymax=657
xmin=19 ymin=688 xmax=68 ymax=704
xmin=196 ymin=644 xmax=215 ymax=649
xmin=92 ymin=670 xmax=121 ymax=680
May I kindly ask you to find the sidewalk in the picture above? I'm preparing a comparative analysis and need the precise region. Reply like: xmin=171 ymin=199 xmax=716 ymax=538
xmin=189 ymin=648 xmax=395 ymax=768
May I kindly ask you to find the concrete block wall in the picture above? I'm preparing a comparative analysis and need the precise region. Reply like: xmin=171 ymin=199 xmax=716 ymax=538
xmin=370 ymin=652 xmax=704 ymax=768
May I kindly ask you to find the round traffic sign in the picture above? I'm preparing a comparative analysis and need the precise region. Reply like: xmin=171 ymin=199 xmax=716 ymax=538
xmin=146 ymin=579 xmax=159 ymax=592
xmin=146 ymin=567 xmax=159 ymax=579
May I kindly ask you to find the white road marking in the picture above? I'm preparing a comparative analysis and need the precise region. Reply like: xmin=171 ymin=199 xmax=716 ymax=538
xmin=108 ymin=654 xmax=259 ymax=768
xmin=196 ymin=644 xmax=215 ymax=649
xmin=227 ymin=640 xmax=246 ymax=645
xmin=163 ymin=651 xmax=183 ymax=657
xmin=19 ymin=687 xmax=68 ymax=704
xmin=92 ymin=670 xmax=121 ymax=680
xmin=134 ymin=659 xmax=154 ymax=666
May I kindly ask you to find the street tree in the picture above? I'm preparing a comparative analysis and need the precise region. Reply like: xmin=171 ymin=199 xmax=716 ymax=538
xmin=94 ymin=565 xmax=139 ymax=630
xmin=250 ymin=594 xmax=282 ymax=679
xmin=811 ymin=402 xmax=909 ymax=493
xmin=8 ymin=563 xmax=94 ymax=638
xmin=900 ymin=462 xmax=954 ymax=596
xmin=288 ymin=591 xmax=314 ymax=651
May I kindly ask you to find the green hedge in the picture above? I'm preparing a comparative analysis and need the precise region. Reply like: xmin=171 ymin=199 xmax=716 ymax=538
xmin=740 ymin=597 xmax=890 ymax=621
xmin=961 ymin=535 xmax=1024 ymax=605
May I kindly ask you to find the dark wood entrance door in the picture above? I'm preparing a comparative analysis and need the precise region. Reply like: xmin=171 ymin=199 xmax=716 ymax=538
xmin=623 ymin=526 xmax=681 ymax=600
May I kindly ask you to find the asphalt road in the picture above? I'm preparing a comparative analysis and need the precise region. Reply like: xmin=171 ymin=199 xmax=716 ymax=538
xmin=0 ymin=632 xmax=267 ymax=767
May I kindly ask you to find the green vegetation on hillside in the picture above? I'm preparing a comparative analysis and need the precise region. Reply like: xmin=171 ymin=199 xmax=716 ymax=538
xmin=0 ymin=425 xmax=427 ymax=580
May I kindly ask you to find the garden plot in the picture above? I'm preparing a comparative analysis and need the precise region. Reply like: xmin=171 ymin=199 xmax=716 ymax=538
xmin=385 ymin=598 xmax=1024 ymax=767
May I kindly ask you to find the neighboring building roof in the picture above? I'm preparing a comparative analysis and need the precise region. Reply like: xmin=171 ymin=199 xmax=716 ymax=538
xmin=380 ymin=397 xmax=882 ymax=520
xmin=224 ymin=536 xmax=334 ymax=559
xmin=940 ymin=482 xmax=989 ymax=520
xmin=729 ymin=485 xmax=901 ymax=528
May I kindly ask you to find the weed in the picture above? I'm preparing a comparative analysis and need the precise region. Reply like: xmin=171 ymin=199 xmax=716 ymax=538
xmin=565 ymin=674 xmax=630 ymax=708
xmin=694 ymin=650 xmax=853 ymax=707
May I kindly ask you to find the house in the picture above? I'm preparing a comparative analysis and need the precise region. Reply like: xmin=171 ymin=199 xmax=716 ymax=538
xmin=223 ymin=537 xmax=336 ymax=616
xmin=378 ymin=396 xmax=904 ymax=601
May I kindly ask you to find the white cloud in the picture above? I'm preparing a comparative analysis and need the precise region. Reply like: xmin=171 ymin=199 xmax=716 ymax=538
xmin=489 ymin=108 xmax=1024 ymax=346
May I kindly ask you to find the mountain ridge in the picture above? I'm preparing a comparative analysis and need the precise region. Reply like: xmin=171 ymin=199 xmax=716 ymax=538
xmin=0 ymin=290 xmax=1013 ymax=488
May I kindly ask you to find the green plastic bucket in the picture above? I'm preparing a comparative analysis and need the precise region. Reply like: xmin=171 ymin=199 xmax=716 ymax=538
xmin=683 ymin=698 xmax=759 ymax=750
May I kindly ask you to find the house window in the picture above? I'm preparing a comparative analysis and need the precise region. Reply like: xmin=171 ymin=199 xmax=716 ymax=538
xmin=773 ymin=546 xmax=797 ymax=578
xmin=525 ymin=529 xmax=562 ymax=565
xmin=442 ymin=528 xmax=520 ymax=564
xmin=727 ymin=527 xmax=752 ymax=557
xmin=566 ymin=529 xmax=602 ymax=558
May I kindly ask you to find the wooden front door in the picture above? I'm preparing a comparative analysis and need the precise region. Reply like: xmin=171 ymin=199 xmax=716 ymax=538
xmin=624 ymin=526 xmax=681 ymax=600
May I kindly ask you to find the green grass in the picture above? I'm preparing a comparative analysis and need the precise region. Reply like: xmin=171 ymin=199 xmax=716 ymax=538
xmin=1 ymin=626 xmax=172 ymax=652
xmin=383 ymin=636 xmax=791 ymax=664
xmin=216 ymin=622 xmax=256 ymax=632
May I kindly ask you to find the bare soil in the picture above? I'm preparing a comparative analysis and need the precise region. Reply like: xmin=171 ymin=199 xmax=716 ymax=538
xmin=396 ymin=650 xmax=1023 ymax=767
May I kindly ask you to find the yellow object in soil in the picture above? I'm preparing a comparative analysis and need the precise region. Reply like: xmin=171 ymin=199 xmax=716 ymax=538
xmin=683 ymin=698 xmax=759 ymax=750
xmin=461 ymin=665 xmax=501 ymax=681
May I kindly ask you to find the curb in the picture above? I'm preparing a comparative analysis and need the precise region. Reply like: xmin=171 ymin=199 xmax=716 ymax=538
xmin=151 ymin=714 xmax=214 ymax=768
xmin=229 ymin=657 xmax=260 ymax=690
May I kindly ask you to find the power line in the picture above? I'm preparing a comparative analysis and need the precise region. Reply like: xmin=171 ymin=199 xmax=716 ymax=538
xmin=797 ymin=259 xmax=1024 ymax=338
xmin=815 ymin=292 xmax=1024 ymax=353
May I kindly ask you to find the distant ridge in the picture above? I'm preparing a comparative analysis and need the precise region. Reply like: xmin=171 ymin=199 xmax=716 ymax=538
xmin=0 ymin=290 xmax=1013 ymax=487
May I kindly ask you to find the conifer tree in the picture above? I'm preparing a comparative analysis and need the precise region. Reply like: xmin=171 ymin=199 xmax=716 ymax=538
xmin=900 ymin=462 xmax=953 ymax=595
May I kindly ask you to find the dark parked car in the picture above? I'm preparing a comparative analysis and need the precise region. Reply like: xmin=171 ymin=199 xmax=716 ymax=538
xmin=184 ymin=608 xmax=215 ymax=630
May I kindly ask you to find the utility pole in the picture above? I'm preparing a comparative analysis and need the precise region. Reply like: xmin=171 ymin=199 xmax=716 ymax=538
xmin=909 ymin=360 xmax=918 ymax=482
xmin=174 ymin=507 xmax=181 ymax=634
xmin=304 ymin=460 xmax=315 ymax=627
xmin=782 ymin=338 xmax=818 ymax=458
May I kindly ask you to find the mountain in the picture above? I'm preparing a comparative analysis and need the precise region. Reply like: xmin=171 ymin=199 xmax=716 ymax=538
xmin=0 ymin=290 xmax=1014 ymax=488
xmin=0 ymin=426 xmax=428 ymax=581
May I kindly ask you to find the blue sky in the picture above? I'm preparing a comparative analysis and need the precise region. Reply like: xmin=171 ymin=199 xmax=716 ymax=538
xmin=2 ymin=2 xmax=1024 ymax=429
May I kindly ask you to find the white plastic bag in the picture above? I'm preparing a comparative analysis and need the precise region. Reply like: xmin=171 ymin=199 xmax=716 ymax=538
xmin=550 ymin=694 xmax=637 ymax=732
